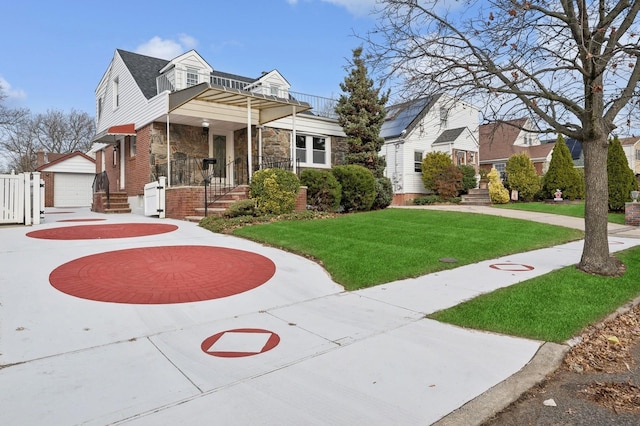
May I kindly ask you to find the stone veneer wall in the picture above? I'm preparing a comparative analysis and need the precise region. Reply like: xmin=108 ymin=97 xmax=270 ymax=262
xmin=150 ymin=122 xmax=209 ymax=185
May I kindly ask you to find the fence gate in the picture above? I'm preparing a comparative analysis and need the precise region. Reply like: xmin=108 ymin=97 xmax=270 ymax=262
xmin=0 ymin=172 xmax=42 ymax=225
xmin=143 ymin=176 xmax=166 ymax=218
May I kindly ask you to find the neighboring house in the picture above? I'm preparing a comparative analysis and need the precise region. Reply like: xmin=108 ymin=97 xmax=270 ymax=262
xmin=36 ymin=151 xmax=96 ymax=207
xmin=380 ymin=94 xmax=480 ymax=205
xmin=92 ymin=49 xmax=347 ymax=218
xmin=479 ymin=118 xmax=554 ymax=176
xmin=620 ymin=136 xmax=640 ymax=177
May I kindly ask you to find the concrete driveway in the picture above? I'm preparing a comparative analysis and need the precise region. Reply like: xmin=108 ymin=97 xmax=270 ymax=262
xmin=1 ymin=207 xmax=638 ymax=425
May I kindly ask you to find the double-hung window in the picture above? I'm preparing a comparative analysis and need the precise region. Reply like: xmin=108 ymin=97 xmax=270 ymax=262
xmin=296 ymin=134 xmax=329 ymax=168
xmin=186 ymin=68 xmax=199 ymax=87
xmin=414 ymin=151 xmax=423 ymax=172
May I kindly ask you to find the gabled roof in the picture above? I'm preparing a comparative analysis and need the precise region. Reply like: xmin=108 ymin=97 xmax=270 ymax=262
xmin=527 ymin=143 xmax=555 ymax=161
xmin=433 ymin=127 xmax=467 ymax=145
xmin=381 ymin=95 xmax=441 ymax=139
xmin=36 ymin=151 xmax=96 ymax=172
xmin=479 ymin=118 xmax=530 ymax=162
xmin=117 ymin=49 xmax=170 ymax=99
xmin=620 ymin=136 xmax=640 ymax=146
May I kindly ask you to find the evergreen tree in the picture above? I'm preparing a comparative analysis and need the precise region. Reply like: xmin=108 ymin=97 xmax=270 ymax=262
xmin=421 ymin=151 xmax=453 ymax=192
xmin=335 ymin=47 xmax=389 ymax=178
xmin=542 ymin=134 xmax=584 ymax=200
xmin=607 ymin=136 xmax=638 ymax=211
xmin=505 ymin=153 xmax=541 ymax=202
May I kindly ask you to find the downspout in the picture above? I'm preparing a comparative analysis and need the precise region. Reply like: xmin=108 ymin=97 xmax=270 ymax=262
xmin=247 ymin=98 xmax=252 ymax=181
xmin=166 ymin=114 xmax=171 ymax=187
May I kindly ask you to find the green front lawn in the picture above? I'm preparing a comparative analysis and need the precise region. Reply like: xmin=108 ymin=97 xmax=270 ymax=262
xmin=429 ymin=246 xmax=640 ymax=342
xmin=232 ymin=209 xmax=583 ymax=290
xmin=493 ymin=201 xmax=626 ymax=224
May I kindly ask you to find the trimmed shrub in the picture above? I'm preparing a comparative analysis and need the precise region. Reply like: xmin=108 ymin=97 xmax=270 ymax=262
xmin=488 ymin=168 xmax=510 ymax=204
xmin=421 ymin=151 xmax=453 ymax=192
xmin=300 ymin=169 xmax=342 ymax=212
xmin=413 ymin=194 xmax=441 ymax=205
xmin=223 ymin=199 xmax=257 ymax=218
xmin=331 ymin=164 xmax=376 ymax=212
xmin=458 ymin=164 xmax=477 ymax=194
xmin=372 ymin=176 xmax=394 ymax=210
xmin=250 ymin=168 xmax=300 ymax=215
xmin=505 ymin=152 xmax=541 ymax=202
xmin=608 ymin=136 xmax=639 ymax=211
xmin=433 ymin=164 xmax=463 ymax=199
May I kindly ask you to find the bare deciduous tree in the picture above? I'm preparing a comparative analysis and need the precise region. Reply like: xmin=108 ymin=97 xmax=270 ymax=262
xmin=367 ymin=0 xmax=640 ymax=276
xmin=0 ymin=84 xmax=94 ymax=173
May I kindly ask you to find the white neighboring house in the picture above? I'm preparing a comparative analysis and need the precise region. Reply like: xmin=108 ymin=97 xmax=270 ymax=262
xmin=620 ymin=136 xmax=640 ymax=178
xmin=380 ymin=94 xmax=480 ymax=204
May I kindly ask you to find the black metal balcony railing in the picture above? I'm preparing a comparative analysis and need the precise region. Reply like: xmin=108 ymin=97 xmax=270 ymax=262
xmin=92 ymin=171 xmax=110 ymax=207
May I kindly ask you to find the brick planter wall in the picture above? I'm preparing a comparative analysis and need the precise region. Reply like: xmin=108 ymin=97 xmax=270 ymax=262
xmin=626 ymin=202 xmax=640 ymax=226
xmin=165 ymin=187 xmax=205 ymax=220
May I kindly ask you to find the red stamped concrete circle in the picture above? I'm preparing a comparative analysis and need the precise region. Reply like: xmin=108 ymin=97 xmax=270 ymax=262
xmin=201 ymin=329 xmax=281 ymax=358
xmin=27 ymin=223 xmax=177 ymax=240
xmin=49 ymin=246 xmax=276 ymax=304
xmin=57 ymin=219 xmax=107 ymax=223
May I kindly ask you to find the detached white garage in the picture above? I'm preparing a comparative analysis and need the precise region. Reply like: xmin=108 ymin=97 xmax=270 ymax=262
xmin=36 ymin=152 xmax=96 ymax=207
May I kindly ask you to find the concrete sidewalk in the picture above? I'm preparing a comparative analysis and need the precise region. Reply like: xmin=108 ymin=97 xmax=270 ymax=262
xmin=1 ymin=207 xmax=638 ymax=425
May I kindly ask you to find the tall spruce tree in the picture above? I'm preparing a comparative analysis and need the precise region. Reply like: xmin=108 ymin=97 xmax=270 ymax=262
xmin=335 ymin=47 xmax=389 ymax=178
xmin=542 ymin=134 xmax=583 ymax=200
xmin=608 ymin=136 xmax=638 ymax=211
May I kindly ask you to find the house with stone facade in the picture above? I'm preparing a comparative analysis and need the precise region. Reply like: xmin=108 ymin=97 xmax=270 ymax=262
xmin=379 ymin=95 xmax=480 ymax=205
xmin=91 ymin=49 xmax=347 ymax=219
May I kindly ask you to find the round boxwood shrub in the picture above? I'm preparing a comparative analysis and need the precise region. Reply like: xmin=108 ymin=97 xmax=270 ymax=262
xmin=300 ymin=169 xmax=342 ymax=212
xmin=223 ymin=199 xmax=257 ymax=218
xmin=372 ymin=176 xmax=394 ymax=210
xmin=250 ymin=168 xmax=300 ymax=215
xmin=331 ymin=165 xmax=376 ymax=212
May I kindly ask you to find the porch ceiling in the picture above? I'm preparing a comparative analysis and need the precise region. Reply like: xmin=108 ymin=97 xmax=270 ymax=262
xmin=168 ymin=82 xmax=312 ymax=128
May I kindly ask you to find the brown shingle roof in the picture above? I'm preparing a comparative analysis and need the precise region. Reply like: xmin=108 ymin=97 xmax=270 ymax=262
xmin=479 ymin=118 xmax=529 ymax=162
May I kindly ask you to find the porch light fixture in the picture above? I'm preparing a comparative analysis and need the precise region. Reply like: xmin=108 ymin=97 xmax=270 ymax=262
xmin=201 ymin=120 xmax=209 ymax=128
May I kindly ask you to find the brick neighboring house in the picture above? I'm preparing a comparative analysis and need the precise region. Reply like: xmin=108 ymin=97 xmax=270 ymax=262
xmin=91 ymin=49 xmax=348 ymax=219
xmin=36 ymin=151 xmax=96 ymax=207
xmin=380 ymin=95 xmax=480 ymax=205
xmin=479 ymin=118 xmax=554 ymax=177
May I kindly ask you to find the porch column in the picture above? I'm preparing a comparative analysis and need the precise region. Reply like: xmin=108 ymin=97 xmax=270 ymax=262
xmin=292 ymin=106 xmax=297 ymax=174
xmin=258 ymin=126 xmax=263 ymax=170
xmin=119 ymin=139 xmax=125 ymax=190
xmin=247 ymin=98 xmax=252 ymax=181
xmin=166 ymin=115 xmax=171 ymax=187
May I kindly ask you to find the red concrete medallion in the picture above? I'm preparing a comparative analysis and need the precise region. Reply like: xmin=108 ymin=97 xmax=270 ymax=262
xmin=57 ymin=219 xmax=107 ymax=223
xmin=201 ymin=329 xmax=281 ymax=358
xmin=27 ymin=223 xmax=177 ymax=240
xmin=49 ymin=246 xmax=276 ymax=304
xmin=489 ymin=263 xmax=535 ymax=272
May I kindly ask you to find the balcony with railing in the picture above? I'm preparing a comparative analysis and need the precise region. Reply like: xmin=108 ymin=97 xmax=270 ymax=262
xmin=157 ymin=70 xmax=338 ymax=119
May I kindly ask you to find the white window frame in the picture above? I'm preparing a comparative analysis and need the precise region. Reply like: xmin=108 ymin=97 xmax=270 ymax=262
xmin=112 ymin=77 xmax=119 ymax=110
xmin=295 ymin=134 xmax=331 ymax=168
xmin=636 ymin=149 xmax=640 ymax=161
xmin=186 ymin=68 xmax=199 ymax=87
xmin=414 ymin=150 xmax=423 ymax=173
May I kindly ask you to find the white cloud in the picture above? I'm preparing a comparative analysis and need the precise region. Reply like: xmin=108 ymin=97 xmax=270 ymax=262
xmin=320 ymin=0 xmax=377 ymax=16
xmin=286 ymin=0 xmax=298 ymax=4
xmin=0 ymin=76 xmax=27 ymax=102
xmin=135 ymin=35 xmax=199 ymax=60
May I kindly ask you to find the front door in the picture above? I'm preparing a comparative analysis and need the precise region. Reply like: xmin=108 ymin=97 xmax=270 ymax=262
xmin=212 ymin=135 xmax=226 ymax=179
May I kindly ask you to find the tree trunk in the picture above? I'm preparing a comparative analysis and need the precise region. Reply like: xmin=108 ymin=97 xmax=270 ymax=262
xmin=579 ymin=137 xmax=619 ymax=276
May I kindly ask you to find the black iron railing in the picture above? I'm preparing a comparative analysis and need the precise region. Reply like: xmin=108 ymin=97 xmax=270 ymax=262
xmin=92 ymin=171 xmax=110 ymax=207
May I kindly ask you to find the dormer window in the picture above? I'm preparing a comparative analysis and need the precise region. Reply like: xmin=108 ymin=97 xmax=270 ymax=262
xmin=186 ymin=68 xmax=199 ymax=87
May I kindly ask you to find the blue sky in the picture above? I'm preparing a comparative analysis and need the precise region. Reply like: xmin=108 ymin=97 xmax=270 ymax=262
xmin=1 ymin=0 xmax=378 ymax=117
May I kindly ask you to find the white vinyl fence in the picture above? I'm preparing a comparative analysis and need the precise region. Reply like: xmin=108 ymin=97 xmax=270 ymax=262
xmin=0 ymin=172 xmax=44 ymax=225
xmin=143 ymin=176 xmax=166 ymax=218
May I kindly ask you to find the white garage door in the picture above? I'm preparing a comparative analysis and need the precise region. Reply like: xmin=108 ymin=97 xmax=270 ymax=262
xmin=54 ymin=173 xmax=95 ymax=207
